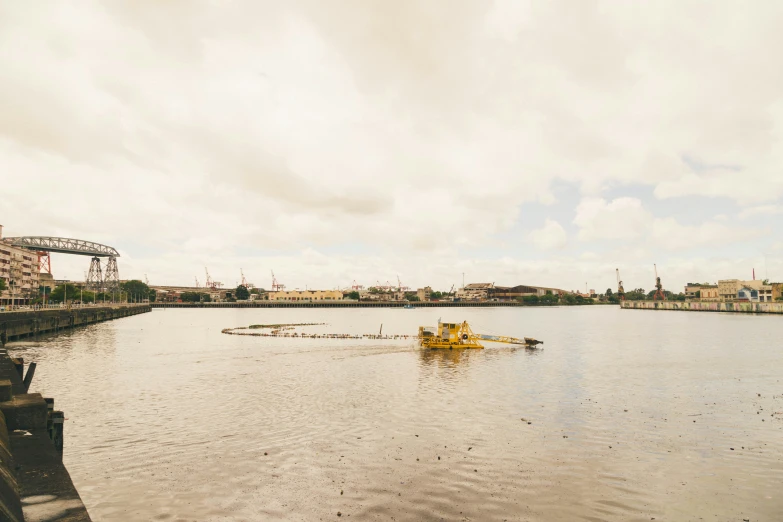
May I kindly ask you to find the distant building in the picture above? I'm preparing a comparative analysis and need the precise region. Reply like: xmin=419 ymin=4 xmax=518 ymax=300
xmin=491 ymin=285 xmax=566 ymax=300
xmin=267 ymin=290 xmax=343 ymax=302
xmin=718 ymin=279 xmax=774 ymax=302
xmin=772 ymin=283 xmax=783 ymax=301
xmin=699 ymin=285 xmax=719 ymax=301
xmin=456 ymin=283 xmax=568 ymax=301
xmin=456 ymin=283 xmax=494 ymax=301
xmin=0 ymin=225 xmax=41 ymax=306
xmin=685 ymin=283 xmax=704 ymax=299
xmin=737 ymin=287 xmax=759 ymax=302
xmin=416 ymin=286 xmax=432 ymax=302
xmin=684 ymin=283 xmax=719 ymax=301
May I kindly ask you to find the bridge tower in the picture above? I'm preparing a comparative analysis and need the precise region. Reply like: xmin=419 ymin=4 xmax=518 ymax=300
xmin=86 ymin=257 xmax=103 ymax=296
xmin=104 ymin=256 xmax=120 ymax=295
xmin=37 ymin=251 xmax=52 ymax=274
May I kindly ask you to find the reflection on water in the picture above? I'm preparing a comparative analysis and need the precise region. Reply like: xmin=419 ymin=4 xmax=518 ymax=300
xmin=9 ymin=307 xmax=783 ymax=521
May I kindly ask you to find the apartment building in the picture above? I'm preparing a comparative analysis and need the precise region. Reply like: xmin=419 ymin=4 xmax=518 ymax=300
xmin=0 ymin=225 xmax=41 ymax=305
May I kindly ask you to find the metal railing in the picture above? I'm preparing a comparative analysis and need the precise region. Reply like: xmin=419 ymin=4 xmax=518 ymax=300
xmin=0 ymin=302 xmax=150 ymax=313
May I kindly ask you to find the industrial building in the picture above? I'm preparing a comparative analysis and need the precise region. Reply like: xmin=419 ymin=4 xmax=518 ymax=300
xmin=416 ymin=286 xmax=432 ymax=302
xmin=0 ymin=226 xmax=41 ymax=306
xmin=456 ymin=283 xmax=567 ymax=301
xmin=267 ymin=290 xmax=343 ymax=302
xmin=717 ymin=279 xmax=774 ymax=302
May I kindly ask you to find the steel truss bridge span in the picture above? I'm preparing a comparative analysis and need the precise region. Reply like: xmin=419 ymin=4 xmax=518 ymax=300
xmin=4 ymin=237 xmax=120 ymax=257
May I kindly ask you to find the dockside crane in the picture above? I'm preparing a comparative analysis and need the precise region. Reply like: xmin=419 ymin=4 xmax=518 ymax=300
xmin=616 ymin=269 xmax=625 ymax=300
xmin=652 ymin=264 xmax=666 ymax=300
xmin=205 ymin=267 xmax=222 ymax=289
xmin=397 ymin=275 xmax=410 ymax=292
xmin=195 ymin=276 xmax=200 ymax=288
xmin=271 ymin=270 xmax=286 ymax=291
xmin=240 ymin=268 xmax=254 ymax=290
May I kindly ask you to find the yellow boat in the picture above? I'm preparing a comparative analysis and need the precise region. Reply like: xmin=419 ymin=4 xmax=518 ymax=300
xmin=418 ymin=320 xmax=542 ymax=350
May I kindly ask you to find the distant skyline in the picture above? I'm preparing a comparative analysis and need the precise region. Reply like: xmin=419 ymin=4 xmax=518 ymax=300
xmin=2 ymin=1 xmax=782 ymax=292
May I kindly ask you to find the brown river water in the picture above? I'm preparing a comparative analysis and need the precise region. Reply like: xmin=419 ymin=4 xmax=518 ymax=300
xmin=7 ymin=307 xmax=783 ymax=521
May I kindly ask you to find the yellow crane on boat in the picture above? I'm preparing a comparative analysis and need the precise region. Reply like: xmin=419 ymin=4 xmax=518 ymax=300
xmin=418 ymin=321 xmax=542 ymax=350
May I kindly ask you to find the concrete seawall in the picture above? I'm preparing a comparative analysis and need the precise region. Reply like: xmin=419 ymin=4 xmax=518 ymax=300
xmin=0 ymin=305 xmax=151 ymax=343
xmin=621 ymin=300 xmax=783 ymax=314
xmin=0 ymin=349 xmax=91 ymax=521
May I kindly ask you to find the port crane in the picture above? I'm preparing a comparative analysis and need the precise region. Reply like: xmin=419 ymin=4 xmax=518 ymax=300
xmin=205 ymin=268 xmax=222 ymax=289
xmin=240 ymin=269 xmax=254 ymax=290
xmin=397 ymin=276 xmax=409 ymax=292
xmin=652 ymin=264 xmax=666 ymax=300
xmin=271 ymin=270 xmax=285 ymax=291
xmin=418 ymin=321 xmax=542 ymax=349
xmin=616 ymin=269 xmax=625 ymax=300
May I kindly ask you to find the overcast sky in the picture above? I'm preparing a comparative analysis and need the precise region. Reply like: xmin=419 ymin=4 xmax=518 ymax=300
xmin=2 ymin=1 xmax=782 ymax=293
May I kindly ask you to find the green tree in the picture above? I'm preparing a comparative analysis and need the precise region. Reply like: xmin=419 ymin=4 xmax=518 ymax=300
xmin=49 ymin=283 xmax=82 ymax=303
xmin=0 ymin=279 xmax=6 ymax=292
xmin=431 ymin=291 xmax=443 ymax=300
xmin=625 ymin=288 xmax=646 ymax=301
xmin=605 ymin=288 xmax=613 ymax=297
xmin=522 ymin=295 xmax=539 ymax=305
xmin=235 ymin=285 xmax=250 ymax=300
xmin=345 ymin=291 xmax=360 ymax=300
xmin=561 ymin=294 xmax=577 ymax=305
xmin=180 ymin=292 xmax=211 ymax=303
xmin=540 ymin=292 xmax=559 ymax=305
xmin=121 ymin=280 xmax=153 ymax=302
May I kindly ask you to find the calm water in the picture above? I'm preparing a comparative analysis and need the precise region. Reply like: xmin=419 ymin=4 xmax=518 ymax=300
xmin=8 ymin=307 xmax=783 ymax=521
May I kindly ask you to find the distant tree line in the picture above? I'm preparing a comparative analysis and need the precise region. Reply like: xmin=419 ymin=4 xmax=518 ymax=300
xmin=41 ymin=279 xmax=156 ymax=304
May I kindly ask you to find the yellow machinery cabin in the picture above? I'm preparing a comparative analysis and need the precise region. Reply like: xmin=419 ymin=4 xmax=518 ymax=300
xmin=418 ymin=321 xmax=483 ymax=349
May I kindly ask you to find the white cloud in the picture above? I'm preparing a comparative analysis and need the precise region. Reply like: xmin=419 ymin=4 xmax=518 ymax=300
xmin=573 ymin=197 xmax=651 ymax=241
xmin=0 ymin=1 xmax=782 ymax=292
xmin=527 ymin=219 xmax=567 ymax=250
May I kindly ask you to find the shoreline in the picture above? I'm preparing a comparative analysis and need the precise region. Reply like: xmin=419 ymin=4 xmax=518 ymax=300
xmin=151 ymin=301 xmax=611 ymax=309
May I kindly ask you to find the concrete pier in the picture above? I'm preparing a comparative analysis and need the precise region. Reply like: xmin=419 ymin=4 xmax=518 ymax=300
xmin=621 ymin=300 xmax=783 ymax=314
xmin=0 ymin=304 xmax=151 ymax=343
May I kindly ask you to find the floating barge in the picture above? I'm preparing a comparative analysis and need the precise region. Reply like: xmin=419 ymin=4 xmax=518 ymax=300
xmin=418 ymin=321 xmax=542 ymax=350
